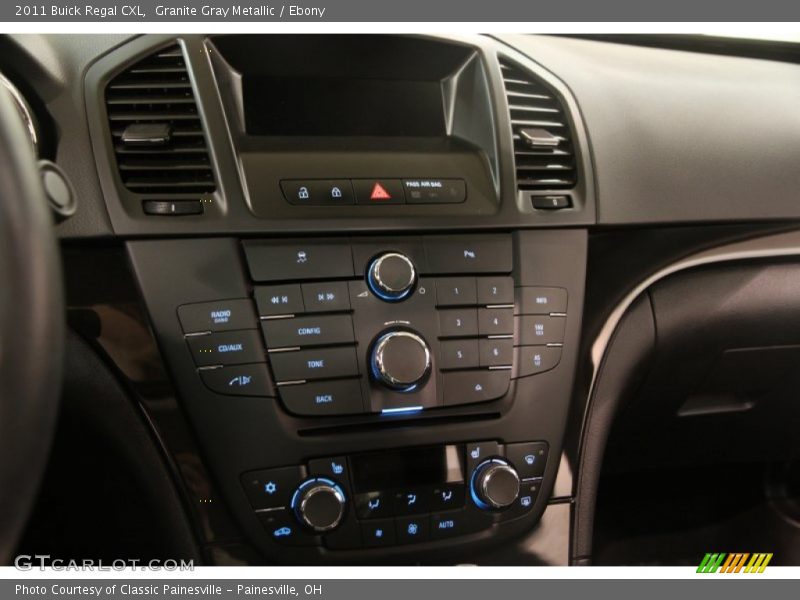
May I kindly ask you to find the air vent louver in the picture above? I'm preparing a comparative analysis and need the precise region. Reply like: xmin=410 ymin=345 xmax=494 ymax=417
xmin=106 ymin=44 xmax=216 ymax=197
xmin=500 ymin=59 xmax=577 ymax=191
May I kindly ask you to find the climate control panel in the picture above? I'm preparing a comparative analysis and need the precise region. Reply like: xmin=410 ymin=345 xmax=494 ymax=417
xmin=241 ymin=441 xmax=548 ymax=550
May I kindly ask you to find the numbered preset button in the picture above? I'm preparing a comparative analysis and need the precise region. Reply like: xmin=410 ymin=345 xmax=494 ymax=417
xmin=438 ymin=308 xmax=479 ymax=337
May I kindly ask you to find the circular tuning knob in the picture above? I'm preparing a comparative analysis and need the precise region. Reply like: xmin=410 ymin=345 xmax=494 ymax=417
xmin=291 ymin=478 xmax=346 ymax=533
xmin=370 ymin=330 xmax=431 ymax=392
xmin=367 ymin=252 xmax=416 ymax=301
xmin=470 ymin=458 xmax=520 ymax=510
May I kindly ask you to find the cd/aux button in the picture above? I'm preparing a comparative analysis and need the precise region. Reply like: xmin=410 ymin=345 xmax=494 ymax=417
xmin=187 ymin=330 xmax=266 ymax=367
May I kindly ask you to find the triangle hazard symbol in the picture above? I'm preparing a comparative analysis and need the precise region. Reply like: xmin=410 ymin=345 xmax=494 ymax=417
xmin=370 ymin=182 xmax=392 ymax=200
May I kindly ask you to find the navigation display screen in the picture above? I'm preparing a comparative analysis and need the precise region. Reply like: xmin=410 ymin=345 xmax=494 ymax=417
xmin=245 ymin=76 xmax=447 ymax=137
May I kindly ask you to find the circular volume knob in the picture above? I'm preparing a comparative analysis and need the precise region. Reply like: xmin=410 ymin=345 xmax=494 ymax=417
xmin=470 ymin=459 xmax=520 ymax=510
xmin=367 ymin=252 xmax=416 ymax=301
xmin=291 ymin=478 xmax=346 ymax=533
xmin=370 ymin=330 xmax=431 ymax=392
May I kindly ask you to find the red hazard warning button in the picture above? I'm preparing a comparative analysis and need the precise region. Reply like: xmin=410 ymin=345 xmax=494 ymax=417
xmin=370 ymin=182 xmax=391 ymax=200
xmin=353 ymin=179 xmax=405 ymax=205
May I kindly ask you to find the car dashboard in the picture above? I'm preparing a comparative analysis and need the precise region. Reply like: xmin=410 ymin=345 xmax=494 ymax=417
xmin=5 ymin=32 xmax=800 ymax=566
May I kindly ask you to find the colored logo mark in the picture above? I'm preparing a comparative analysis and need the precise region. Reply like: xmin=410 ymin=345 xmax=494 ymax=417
xmin=697 ymin=553 xmax=773 ymax=573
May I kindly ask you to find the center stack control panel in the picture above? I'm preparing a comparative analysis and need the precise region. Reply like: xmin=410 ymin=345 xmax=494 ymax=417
xmin=177 ymin=234 xmax=569 ymax=418
xmin=127 ymin=230 xmax=586 ymax=562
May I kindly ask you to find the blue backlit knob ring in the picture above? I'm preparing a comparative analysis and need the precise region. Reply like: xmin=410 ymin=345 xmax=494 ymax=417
xmin=290 ymin=477 xmax=346 ymax=533
xmin=470 ymin=458 xmax=520 ymax=511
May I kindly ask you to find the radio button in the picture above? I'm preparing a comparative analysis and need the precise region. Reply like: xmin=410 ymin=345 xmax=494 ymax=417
xmin=301 ymin=281 xmax=351 ymax=312
xmin=515 ymin=346 xmax=561 ymax=378
xmin=271 ymin=347 xmax=359 ymax=382
xmin=438 ymin=308 xmax=478 ymax=337
xmin=515 ymin=287 xmax=568 ymax=315
xmin=477 ymin=277 xmax=515 ymax=306
xmin=262 ymin=314 xmax=354 ymax=349
xmin=254 ymin=284 xmax=305 ymax=316
xmin=243 ymin=240 xmax=354 ymax=282
xmin=478 ymin=307 xmax=514 ymax=335
xmin=442 ymin=370 xmax=510 ymax=406
xmin=436 ymin=277 xmax=477 ymax=306
xmin=279 ymin=378 xmax=364 ymax=416
xmin=178 ymin=299 xmax=257 ymax=334
xmin=479 ymin=338 xmax=513 ymax=367
xmin=395 ymin=515 xmax=430 ymax=544
xmin=187 ymin=330 xmax=265 ymax=367
xmin=200 ymin=363 xmax=275 ymax=397
xmin=440 ymin=339 xmax=480 ymax=370
xmin=516 ymin=315 xmax=566 ymax=345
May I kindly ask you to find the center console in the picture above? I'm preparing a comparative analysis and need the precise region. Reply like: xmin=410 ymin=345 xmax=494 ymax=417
xmin=86 ymin=33 xmax=593 ymax=563
xmin=128 ymin=230 xmax=585 ymax=562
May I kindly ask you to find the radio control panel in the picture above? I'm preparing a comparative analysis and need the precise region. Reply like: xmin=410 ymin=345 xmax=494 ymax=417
xmin=177 ymin=234 xmax=569 ymax=417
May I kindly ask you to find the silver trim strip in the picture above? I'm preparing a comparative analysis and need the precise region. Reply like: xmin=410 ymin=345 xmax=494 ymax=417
xmin=583 ymin=228 xmax=800 ymax=451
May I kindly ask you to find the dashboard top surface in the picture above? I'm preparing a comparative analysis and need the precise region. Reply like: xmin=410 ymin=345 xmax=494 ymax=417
xmin=1 ymin=33 xmax=797 ymax=239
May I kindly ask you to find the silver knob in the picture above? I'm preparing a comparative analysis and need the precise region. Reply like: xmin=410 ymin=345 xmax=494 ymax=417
xmin=471 ymin=459 xmax=520 ymax=510
xmin=371 ymin=330 xmax=431 ymax=392
xmin=367 ymin=252 xmax=416 ymax=301
xmin=292 ymin=479 xmax=346 ymax=533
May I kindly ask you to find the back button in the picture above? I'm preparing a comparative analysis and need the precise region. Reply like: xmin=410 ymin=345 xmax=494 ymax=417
xmin=279 ymin=379 xmax=365 ymax=416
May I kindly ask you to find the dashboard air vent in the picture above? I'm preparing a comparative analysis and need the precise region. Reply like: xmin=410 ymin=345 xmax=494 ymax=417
xmin=105 ymin=44 xmax=216 ymax=197
xmin=499 ymin=59 xmax=576 ymax=190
